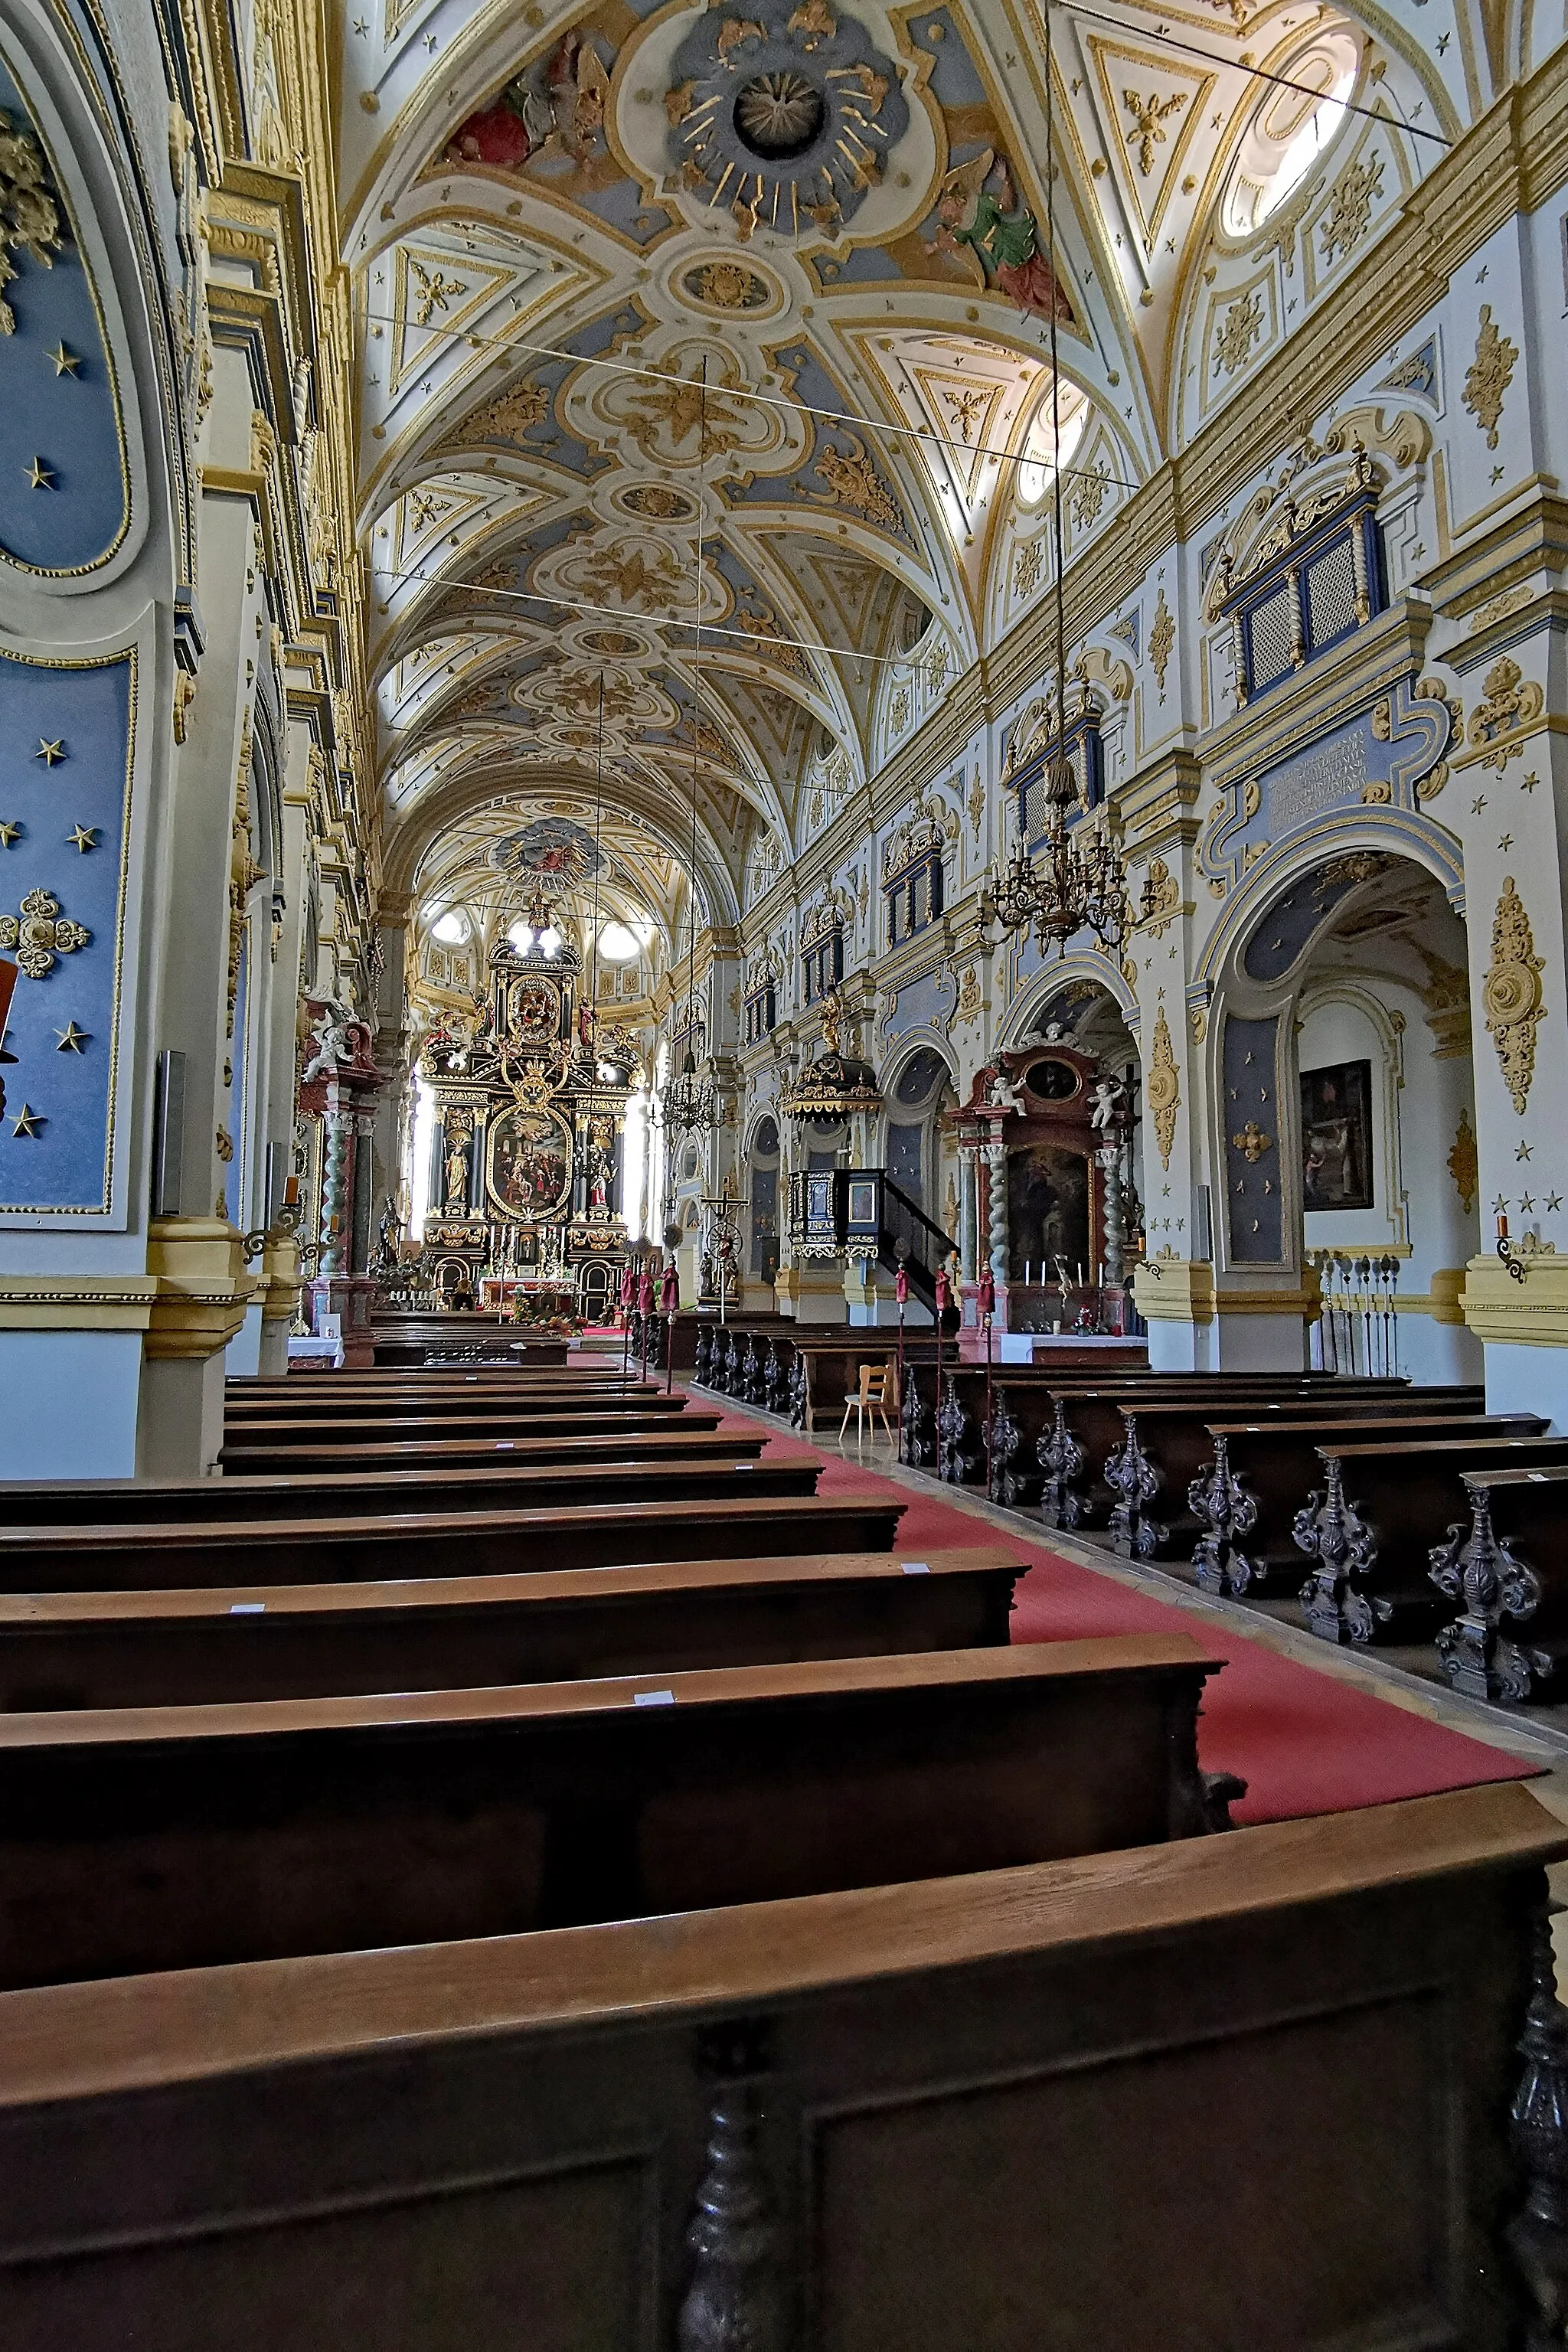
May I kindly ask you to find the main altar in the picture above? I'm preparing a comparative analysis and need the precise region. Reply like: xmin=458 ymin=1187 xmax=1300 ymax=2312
xmin=416 ymin=910 xmax=635 ymax=1317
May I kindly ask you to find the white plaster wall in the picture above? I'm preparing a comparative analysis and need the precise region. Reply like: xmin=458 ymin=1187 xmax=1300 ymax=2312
xmin=1296 ymin=986 xmax=1481 ymax=1384
xmin=0 ymin=1331 xmax=143 ymax=1478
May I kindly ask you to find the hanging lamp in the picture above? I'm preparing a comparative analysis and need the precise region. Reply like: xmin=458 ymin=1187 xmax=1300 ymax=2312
xmin=992 ymin=0 xmax=1135 ymax=960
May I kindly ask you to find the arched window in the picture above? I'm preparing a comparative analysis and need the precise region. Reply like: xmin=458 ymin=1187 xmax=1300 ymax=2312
xmin=1017 ymin=379 xmax=1089 ymax=506
xmin=1223 ymin=31 xmax=1360 ymax=238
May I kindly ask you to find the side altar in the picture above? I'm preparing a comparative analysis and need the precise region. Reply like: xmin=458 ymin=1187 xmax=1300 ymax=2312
xmin=415 ymin=916 xmax=635 ymax=1318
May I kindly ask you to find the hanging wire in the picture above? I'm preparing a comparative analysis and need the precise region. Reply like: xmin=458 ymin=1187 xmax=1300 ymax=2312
xmin=1057 ymin=0 xmax=1449 ymax=147
xmin=374 ymin=564 xmax=919 ymax=671
xmin=684 ymin=356 xmax=707 ymax=1060
xmin=359 ymin=307 xmax=1138 ymax=492
xmin=587 ymin=669 xmax=605 ymax=1052
xmin=1046 ymin=0 xmax=1070 ymax=797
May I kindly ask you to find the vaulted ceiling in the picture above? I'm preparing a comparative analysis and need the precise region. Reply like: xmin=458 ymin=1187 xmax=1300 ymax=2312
xmin=341 ymin=0 xmax=1467 ymax=972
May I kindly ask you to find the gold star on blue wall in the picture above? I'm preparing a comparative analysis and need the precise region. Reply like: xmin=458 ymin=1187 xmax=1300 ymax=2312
xmin=67 ymin=824 xmax=97 ymax=852
xmin=54 ymin=1021 xmax=88 ymax=1053
xmin=24 ymin=457 xmax=53 ymax=488
xmin=34 ymin=740 xmax=64 ymax=765
xmin=11 ymin=1104 xmax=43 ymax=1136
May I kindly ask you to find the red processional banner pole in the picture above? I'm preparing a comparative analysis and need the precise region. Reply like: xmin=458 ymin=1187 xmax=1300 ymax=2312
xmin=978 ymin=1263 xmax=996 ymax=1499
xmin=894 ymin=1259 xmax=908 ymax=1465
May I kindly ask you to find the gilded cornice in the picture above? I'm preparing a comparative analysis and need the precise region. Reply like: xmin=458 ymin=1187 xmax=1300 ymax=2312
xmin=1116 ymin=753 xmax=1204 ymax=858
xmin=1420 ymin=484 xmax=1568 ymax=622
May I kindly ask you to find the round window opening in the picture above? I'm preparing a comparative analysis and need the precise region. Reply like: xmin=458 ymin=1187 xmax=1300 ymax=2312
xmin=1223 ymin=29 xmax=1360 ymax=237
xmin=733 ymin=70 xmax=826 ymax=161
xmin=681 ymin=1145 xmax=700 ymax=1181
xmin=753 ymin=1116 xmax=779 ymax=1158
xmin=1024 ymin=1057 xmax=1081 ymax=1102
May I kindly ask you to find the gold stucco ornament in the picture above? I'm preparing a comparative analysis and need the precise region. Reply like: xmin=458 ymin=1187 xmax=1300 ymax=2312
xmin=1482 ymin=877 xmax=1545 ymax=1116
xmin=1147 ymin=1004 xmax=1179 ymax=1168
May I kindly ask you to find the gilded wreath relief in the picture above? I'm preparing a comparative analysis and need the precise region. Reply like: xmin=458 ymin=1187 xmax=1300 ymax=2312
xmin=1482 ymin=877 xmax=1545 ymax=1116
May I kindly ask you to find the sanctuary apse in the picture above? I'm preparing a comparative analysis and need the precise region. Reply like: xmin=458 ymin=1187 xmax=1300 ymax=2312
xmin=0 ymin=0 xmax=1562 ymax=1462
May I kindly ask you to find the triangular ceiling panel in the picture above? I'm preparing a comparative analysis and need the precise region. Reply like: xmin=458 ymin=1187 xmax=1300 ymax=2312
xmin=1085 ymin=37 xmax=1215 ymax=254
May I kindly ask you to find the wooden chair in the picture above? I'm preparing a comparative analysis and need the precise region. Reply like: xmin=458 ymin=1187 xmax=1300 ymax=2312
xmin=840 ymin=1360 xmax=896 ymax=1446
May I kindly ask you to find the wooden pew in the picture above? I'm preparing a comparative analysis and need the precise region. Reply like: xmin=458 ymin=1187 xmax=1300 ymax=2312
xmin=691 ymin=1314 xmax=796 ymax=1406
xmin=0 ymin=1454 xmax=822 ymax=1525
xmin=691 ymin=1327 xmax=953 ymax=1429
xmin=368 ymin=1313 xmax=577 ymax=1367
xmin=1103 ymin=1390 xmax=1505 ymax=1560
xmin=0 ymin=1782 xmax=1560 ymax=2350
xmin=893 ymin=1364 xmax=1419 ymax=1501
xmin=222 ymin=1403 xmax=714 ymax=1442
xmin=0 ymin=1547 xmax=1022 ymax=1710
xmin=1035 ymin=1379 xmax=1462 ymax=1534
xmin=0 ymin=1493 xmax=906 ymax=1592
xmin=215 ymin=1429 xmax=775 ymax=1478
xmin=1295 ymin=1435 xmax=1568 ymax=1643
xmin=227 ymin=1373 xmax=665 ymax=1412
xmin=1187 ymin=1413 xmax=1546 ymax=1596
xmin=0 ymin=1634 xmax=1233 ymax=1989
xmin=224 ymin=1388 xmax=695 ymax=1428
xmin=1429 ymin=1464 xmax=1568 ymax=1704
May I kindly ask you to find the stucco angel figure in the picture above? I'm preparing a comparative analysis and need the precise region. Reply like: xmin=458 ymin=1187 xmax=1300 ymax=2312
xmin=1090 ymin=1073 xmax=1125 ymax=1132
xmin=925 ymin=149 xmax=1071 ymax=325
xmin=302 ymin=999 xmax=369 ymax=1083
xmin=988 ymin=1067 xmax=1026 ymax=1115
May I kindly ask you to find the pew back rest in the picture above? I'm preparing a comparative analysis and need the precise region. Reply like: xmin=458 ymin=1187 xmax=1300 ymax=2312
xmin=0 ymin=1784 xmax=1556 ymax=2351
xmin=0 ymin=1635 xmax=1224 ymax=1984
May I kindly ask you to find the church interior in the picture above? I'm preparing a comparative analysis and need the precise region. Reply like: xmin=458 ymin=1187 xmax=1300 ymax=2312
xmin=4 ymin=0 xmax=1568 ymax=2335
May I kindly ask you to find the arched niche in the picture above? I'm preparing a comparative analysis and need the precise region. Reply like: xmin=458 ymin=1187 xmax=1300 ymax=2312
xmin=1205 ymin=843 xmax=1480 ymax=1380
xmin=882 ymin=1042 xmax=958 ymax=1234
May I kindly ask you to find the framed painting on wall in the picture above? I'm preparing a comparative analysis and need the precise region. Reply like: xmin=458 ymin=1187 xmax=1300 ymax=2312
xmin=1300 ymin=1059 xmax=1374 ymax=1210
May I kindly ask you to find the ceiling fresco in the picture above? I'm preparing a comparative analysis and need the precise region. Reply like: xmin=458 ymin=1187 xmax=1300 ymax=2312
xmin=342 ymin=0 xmax=1458 ymax=964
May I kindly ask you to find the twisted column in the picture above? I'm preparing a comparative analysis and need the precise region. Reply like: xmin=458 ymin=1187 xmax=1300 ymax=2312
xmin=985 ymin=1136 xmax=1008 ymax=1289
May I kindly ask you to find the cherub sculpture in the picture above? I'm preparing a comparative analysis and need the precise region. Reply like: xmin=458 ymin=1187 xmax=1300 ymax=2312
xmin=1090 ymin=1073 xmax=1125 ymax=1132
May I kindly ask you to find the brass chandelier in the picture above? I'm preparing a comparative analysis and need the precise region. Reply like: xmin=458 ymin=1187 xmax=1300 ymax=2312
xmin=994 ymin=0 xmax=1132 ymax=961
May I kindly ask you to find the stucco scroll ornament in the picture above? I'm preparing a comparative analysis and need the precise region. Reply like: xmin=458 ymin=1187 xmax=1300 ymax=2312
xmin=1147 ymin=1004 xmax=1179 ymax=1170
xmin=1138 ymin=857 xmax=1181 ymax=938
xmin=1482 ymin=877 xmax=1546 ymax=1117
xmin=0 ymin=889 xmax=89 ymax=978
xmin=0 ymin=112 xmax=64 ymax=335
xmin=1467 ymin=658 xmax=1543 ymax=775
xmin=1462 ymin=305 xmax=1517 ymax=449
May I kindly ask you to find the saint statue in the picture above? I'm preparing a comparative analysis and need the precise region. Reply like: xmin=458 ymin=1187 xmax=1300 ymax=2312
xmin=444 ymin=1126 xmax=471 ymax=1210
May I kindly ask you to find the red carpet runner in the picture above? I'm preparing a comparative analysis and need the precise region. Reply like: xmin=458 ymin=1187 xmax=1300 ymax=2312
xmin=710 ymin=1403 xmax=1538 ymax=1827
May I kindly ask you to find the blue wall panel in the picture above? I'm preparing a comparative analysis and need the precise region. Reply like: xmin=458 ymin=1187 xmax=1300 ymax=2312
xmin=0 ymin=646 xmax=133 ymax=1214
xmin=0 ymin=64 xmax=128 ymax=576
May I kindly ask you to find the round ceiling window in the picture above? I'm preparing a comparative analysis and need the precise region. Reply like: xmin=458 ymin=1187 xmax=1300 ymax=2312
xmin=734 ymin=70 xmax=825 ymax=162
